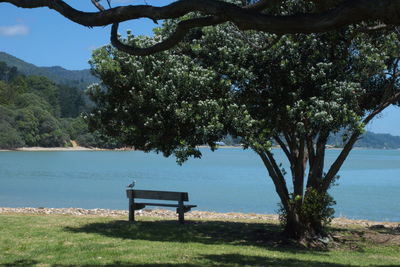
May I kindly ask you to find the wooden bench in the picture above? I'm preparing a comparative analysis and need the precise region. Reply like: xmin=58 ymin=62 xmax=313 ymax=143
xmin=126 ymin=189 xmax=197 ymax=224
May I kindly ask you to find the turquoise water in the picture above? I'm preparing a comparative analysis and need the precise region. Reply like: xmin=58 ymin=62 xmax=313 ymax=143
xmin=0 ymin=148 xmax=399 ymax=222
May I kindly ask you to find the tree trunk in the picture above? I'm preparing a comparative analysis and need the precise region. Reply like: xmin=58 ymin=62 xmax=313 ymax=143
xmin=284 ymin=208 xmax=304 ymax=239
xmin=257 ymin=143 xmax=331 ymax=243
xmin=283 ymin=203 xmax=326 ymax=242
xmin=282 ymin=137 xmax=331 ymax=242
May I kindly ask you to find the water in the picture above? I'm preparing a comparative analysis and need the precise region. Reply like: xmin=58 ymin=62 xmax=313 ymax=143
xmin=0 ymin=148 xmax=399 ymax=222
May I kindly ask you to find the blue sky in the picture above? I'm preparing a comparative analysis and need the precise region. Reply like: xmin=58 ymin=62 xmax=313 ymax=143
xmin=0 ymin=0 xmax=399 ymax=135
xmin=0 ymin=1 xmax=165 ymax=69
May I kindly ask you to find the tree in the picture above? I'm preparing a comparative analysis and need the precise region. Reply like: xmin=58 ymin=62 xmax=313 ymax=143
xmin=26 ymin=76 xmax=61 ymax=116
xmin=0 ymin=106 xmax=24 ymax=149
xmin=0 ymin=81 xmax=14 ymax=105
xmin=86 ymin=16 xmax=400 ymax=242
xmin=2 ymin=0 xmax=400 ymax=55
xmin=58 ymin=85 xmax=87 ymax=118
xmin=0 ymin=121 xmax=25 ymax=149
xmin=0 ymin=61 xmax=93 ymax=149
xmin=14 ymin=107 xmax=40 ymax=146
xmin=13 ymin=93 xmax=69 ymax=147
xmin=0 ymin=61 xmax=18 ymax=82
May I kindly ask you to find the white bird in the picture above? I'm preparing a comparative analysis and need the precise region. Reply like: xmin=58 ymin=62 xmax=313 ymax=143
xmin=127 ymin=180 xmax=136 ymax=188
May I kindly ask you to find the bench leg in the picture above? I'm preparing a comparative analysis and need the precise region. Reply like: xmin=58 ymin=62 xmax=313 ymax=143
xmin=178 ymin=201 xmax=184 ymax=224
xmin=129 ymin=198 xmax=135 ymax=223
xmin=178 ymin=208 xmax=184 ymax=224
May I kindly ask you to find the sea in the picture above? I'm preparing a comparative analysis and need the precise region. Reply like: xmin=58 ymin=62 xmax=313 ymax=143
xmin=0 ymin=148 xmax=399 ymax=222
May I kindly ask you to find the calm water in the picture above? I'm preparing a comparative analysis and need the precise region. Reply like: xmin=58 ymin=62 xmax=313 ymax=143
xmin=0 ymin=148 xmax=399 ymax=222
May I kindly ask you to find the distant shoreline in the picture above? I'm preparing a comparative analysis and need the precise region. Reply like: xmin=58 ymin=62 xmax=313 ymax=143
xmin=0 ymin=146 xmax=135 ymax=152
xmin=1 ymin=146 xmax=399 ymax=152
xmin=0 ymin=147 xmax=94 ymax=152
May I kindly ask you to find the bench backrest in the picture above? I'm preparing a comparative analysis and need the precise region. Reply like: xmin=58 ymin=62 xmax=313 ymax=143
xmin=126 ymin=189 xmax=189 ymax=201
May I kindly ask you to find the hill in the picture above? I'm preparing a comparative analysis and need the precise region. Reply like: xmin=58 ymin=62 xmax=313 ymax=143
xmin=225 ymin=131 xmax=400 ymax=149
xmin=0 ymin=60 xmax=120 ymax=149
xmin=0 ymin=52 xmax=98 ymax=90
xmin=328 ymin=131 xmax=400 ymax=149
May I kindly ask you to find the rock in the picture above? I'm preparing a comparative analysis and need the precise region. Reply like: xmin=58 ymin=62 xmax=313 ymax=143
xmin=318 ymin=236 xmax=331 ymax=244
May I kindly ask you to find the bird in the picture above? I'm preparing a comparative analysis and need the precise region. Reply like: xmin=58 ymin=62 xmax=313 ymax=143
xmin=127 ymin=180 xmax=136 ymax=188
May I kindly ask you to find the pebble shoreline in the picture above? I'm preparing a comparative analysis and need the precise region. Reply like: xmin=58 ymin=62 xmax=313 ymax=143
xmin=0 ymin=207 xmax=278 ymax=221
xmin=1 ymin=207 xmax=399 ymax=228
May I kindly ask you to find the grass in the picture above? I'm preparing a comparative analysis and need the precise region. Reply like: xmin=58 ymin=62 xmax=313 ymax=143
xmin=0 ymin=213 xmax=399 ymax=266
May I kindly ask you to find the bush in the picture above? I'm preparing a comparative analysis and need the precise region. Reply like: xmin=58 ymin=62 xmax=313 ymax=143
xmin=300 ymin=189 xmax=336 ymax=227
xmin=278 ymin=189 xmax=336 ymax=234
xmin=76 ymin=133 xmax=97 ymax=147
xmin=0 ymin=121 xmax=25 ymax=149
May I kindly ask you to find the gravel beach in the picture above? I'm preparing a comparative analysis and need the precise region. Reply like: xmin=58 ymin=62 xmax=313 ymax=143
xmin=1 ymin=207 xmax=398 ymax=229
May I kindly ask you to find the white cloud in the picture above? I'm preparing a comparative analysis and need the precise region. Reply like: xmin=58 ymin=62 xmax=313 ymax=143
xmin=0 ymin=24 xmax=29 ymax=37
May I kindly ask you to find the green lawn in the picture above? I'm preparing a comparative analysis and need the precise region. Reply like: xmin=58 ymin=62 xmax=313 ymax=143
xmin=0 ymin=214 xmax=399 ymax=266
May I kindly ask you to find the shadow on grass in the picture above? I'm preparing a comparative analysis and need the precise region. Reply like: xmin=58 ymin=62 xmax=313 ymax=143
xmin=65 ymin=219 xmax=327 ymax=254
xmin=2 ymin=256 xmax=398 ymax=267
xmin=200 ymin=254 xmax=371 ymax=267
xmin=372 ymin=227 xmax=400 ymax=236
xmin=0 ymin=260 xmax=38 ymax=267
xmin=328 ymin=225 xmax=400 ymax=247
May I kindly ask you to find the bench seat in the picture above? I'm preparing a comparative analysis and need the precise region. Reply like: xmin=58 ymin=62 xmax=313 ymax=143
xmin=127 ymin=189 xmax=196 ymax=223
xmin=135 ymin=202 xmax=197 ymax=208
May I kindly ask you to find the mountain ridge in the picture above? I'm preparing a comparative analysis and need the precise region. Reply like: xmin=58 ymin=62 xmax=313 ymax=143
xmin=0 ymin=51 xmax=98 ymax=89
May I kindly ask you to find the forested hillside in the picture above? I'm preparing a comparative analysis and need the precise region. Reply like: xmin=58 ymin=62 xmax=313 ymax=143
xmin=223 ymin=132 xmax=400 ymax=149
xmin=1 ymin=54 xmax=399 ymax=150
xmin=0 ymin=52 xmax=98 ymax=90
xmin=0 ymin=61 xmax=118 ymax=149
xmin=328 ymin=131 xmax=400 ymax=149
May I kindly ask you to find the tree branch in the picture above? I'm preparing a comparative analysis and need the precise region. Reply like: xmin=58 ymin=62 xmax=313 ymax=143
xmin=111 ymin=16 xmax=225 ymax=56
xmin=243 ymin=0 xmax=282 ymax=11
xmin=305 ymin=134 xmax=315 ymax=170
xmin=293 ymin=138 xmax=305 ymax=197
xmin=2 ymin=0 xmax=400 ymax=30
xmin=226 ymin=23 xmax=282 ymax=50
xmin=91 ymin=0 xmax=106 ymax=12
xmin=259 ymin=150 xmax=291 ymax=209
xmin=274 ymin=135 xmax=292 ymax=163
xmin=306 ymin=130 xmax=329 ymax=188
xmin=2 ymin=0 xmax=400 ymax=55
xmin=322 ymin=91 xmax=400 ymax=191
xmin=346 ymin=23 xmax=394 ymax=45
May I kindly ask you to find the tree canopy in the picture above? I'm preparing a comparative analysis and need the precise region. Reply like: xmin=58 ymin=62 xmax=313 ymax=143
xmin=2 ymin=0 xmax=400 ymax=55
xmin=87 ymin=15 xmax=400 ymax=241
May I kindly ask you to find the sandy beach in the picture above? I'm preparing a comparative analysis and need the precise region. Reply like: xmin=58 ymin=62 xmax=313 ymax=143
xmin=0 ymin=146 xmax=135 ymax=152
